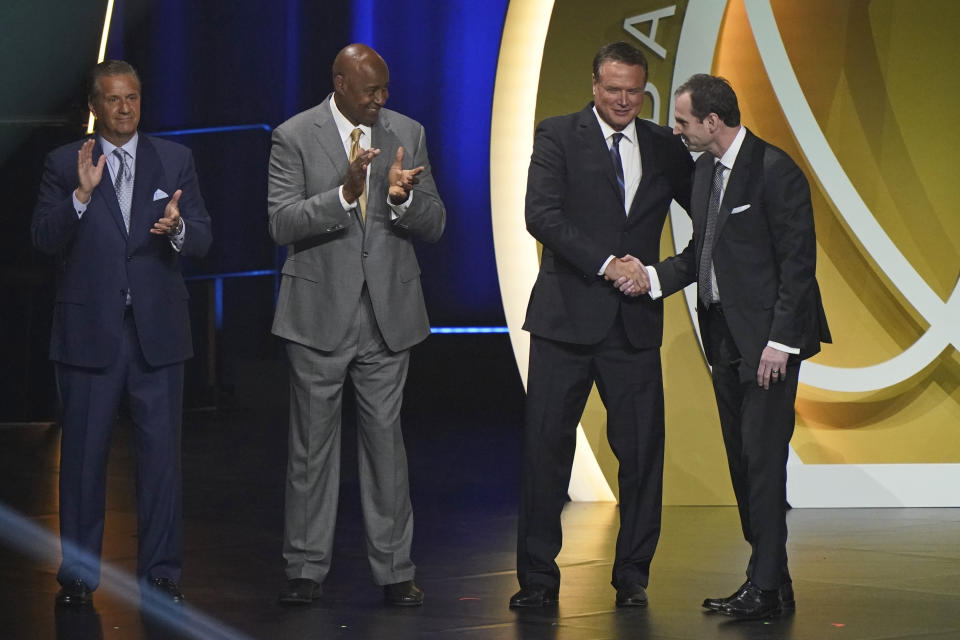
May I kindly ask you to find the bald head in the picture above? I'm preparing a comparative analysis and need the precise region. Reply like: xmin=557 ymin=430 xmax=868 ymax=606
xmin=332 ymin=43 xmax=390 ymax=126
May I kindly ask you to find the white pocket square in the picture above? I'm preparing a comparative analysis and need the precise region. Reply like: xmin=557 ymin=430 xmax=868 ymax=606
xmin=730 ymin=204 xmax=751 ymax=214
xmin=152 ymin=189 xmax=169 ymax=201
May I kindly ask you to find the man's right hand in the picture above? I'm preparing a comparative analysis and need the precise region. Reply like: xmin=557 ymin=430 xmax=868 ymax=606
xmin=341 ymin=147 xmax=381 ymax=204
xmin=75 ymin=138 xmax=106 ymax=204
xmin=604 ymin=255 xmax=650 ymax=296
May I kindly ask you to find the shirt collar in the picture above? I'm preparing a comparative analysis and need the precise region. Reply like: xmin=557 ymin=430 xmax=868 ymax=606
xmin=98 ymin=132 xmax=138 ymax=162
xmin=716 ymin=125 xmax=746 ymax=170
xmin=329 ymin=95 xmax=372 ymax=146
xmin=592 ymin=106 xmax=637 ymax=147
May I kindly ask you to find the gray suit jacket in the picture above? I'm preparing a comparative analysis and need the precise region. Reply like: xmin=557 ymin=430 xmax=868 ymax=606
xmin=268 ymin=97 xmax=445 ymax=353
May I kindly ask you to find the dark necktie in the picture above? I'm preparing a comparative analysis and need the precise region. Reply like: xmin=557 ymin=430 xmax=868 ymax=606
xmin=609 ymin=132 xmax=625 ymax=204
xmin=698 ymin=161 xmax=726 ymax=306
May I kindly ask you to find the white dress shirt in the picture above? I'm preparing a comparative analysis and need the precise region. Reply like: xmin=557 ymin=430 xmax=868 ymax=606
xmin=594 ymin=108 xmax=642 ymax=275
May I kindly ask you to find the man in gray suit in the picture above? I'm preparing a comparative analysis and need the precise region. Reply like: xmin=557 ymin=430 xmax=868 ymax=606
xmin=267 ymin=43 xmax=445 ymax=606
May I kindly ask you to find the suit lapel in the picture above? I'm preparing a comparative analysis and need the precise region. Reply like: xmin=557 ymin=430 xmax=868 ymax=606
xmin=91 ymin=140 xmax=128 ymax=237
xmin=370 ymin=119 xmax=400 ymax=230
xmin=313 ymin=99 xmax=350 ymax=172
xmin=625 ymin=119 xmax=654 ymax=219
xmin=713 ymin=130 xmax=757 ymax=242
xmin=128 ymin=135 xmax=162 ymax=247
xmin=577 ymin=106 xmax=622 ymax=204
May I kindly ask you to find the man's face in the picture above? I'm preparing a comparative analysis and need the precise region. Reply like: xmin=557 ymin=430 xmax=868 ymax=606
xmin=334 ymin=59 xmax=389 ymax=127
xmin=672 ymin=91 xmax=712 ymax=153
xmin=89 ymin=74 xmax=141 ymax=146
xmin=592 ymin=61 xmax=646 ymax=131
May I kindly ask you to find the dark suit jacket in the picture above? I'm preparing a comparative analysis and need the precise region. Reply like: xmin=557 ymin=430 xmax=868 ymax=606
xmin=32 ymin=134 xmax=212 ymax=368
xmin=655 ymin=129 xmax=830 ymax=376
xmin=522 ymin=104 xmax=693 ymax=348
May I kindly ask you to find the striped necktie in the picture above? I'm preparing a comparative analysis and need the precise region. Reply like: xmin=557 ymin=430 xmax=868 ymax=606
xmin=113 ymin=148 xmax=133 ymax=232
xmin=698 ymin=161 xmax=726 ymax=306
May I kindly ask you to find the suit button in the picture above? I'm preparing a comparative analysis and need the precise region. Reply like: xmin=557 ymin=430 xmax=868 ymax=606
xmin=126 ymin=255 xmax=133 ymax=261
xmin=362 ymin=251 xmax=369 ymax=258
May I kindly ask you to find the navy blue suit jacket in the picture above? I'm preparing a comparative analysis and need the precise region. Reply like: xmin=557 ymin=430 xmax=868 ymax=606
xmin=32 ymin=134 xmax=212 ymax=368
xmin=522 ymin=105 xmax=693 ymax=349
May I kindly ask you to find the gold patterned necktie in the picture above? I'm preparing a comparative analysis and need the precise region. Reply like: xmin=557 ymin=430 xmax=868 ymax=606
xmin=348 ymin=128 xmax=367 ymax=220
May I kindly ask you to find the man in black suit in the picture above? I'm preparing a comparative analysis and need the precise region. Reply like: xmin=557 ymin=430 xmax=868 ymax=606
xmin=510 ymin=42 xmax=693 ymax=608
xmin=621 ymin=74 xmax=831 ymax=618
xmin=32 ymin=60 xmax=212 ymax=606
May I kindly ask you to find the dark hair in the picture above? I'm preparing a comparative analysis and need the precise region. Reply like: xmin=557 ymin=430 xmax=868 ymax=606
xmin=674 ymin=74 xmax=740 ymax=126
xmin=592 ymin=42 xmax=648 ymax=80
xmin=87 ymin=60 xmax=141 ymax=102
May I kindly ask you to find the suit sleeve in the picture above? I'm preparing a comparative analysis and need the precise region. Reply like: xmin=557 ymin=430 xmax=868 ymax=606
xmin=652 ymin=143 xmax=698 ymax=298
xmin=174 ymin=150 xmax=212 ymax=258
xmin=524 ymin=121 xmax=612 ymax=276
xmin=765 ymin=154 xmax=818 ymax=347
xmin=32 ymin=151 xmax=82 ymax=255
xmin=267 ymin=126 xmax=351 ymax=246
xmin=391 ymin=124 xmax=445 ymax=243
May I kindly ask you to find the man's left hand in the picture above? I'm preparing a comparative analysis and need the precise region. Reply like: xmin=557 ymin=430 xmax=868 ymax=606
xmin=757 ymin=345 xmax=789 ymax=389
xmin=151 ymin=189 xmax=183 ymax=236
xmin=388 ymin=147 xmax=424 ymax=205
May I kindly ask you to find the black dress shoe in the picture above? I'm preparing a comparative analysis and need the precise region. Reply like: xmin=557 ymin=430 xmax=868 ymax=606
xmin=615 ymin=583 xmax=648 ymax=607
xmin=703 ymin=581 xmax=795 ymax=612
xmin=383 ymin=580 xmax=423 ymax=606
xmin=718 ymin=581 xmax=780 ymax=619
xmin=509 ymin=585 xmax=559 ymax=608
xmin=146 ymin=577 xmax=185 ymax=604
xmin=278 ymin=578 xmax=322 ymax=605
xmin=56 ymin=579 xmax=93 ymax=607
xmin=778 ymin=582 xmax=795 ymax=610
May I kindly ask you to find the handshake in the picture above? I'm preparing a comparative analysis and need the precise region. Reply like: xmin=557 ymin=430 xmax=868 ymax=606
xmin=603 ymin=254 xmax=649 ymax=297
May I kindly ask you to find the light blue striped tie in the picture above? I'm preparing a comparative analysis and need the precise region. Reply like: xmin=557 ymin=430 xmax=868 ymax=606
xmin=113 ymin=148 xmax=132 ymax=232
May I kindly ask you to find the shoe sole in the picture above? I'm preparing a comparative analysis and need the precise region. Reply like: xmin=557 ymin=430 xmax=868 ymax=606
xmin=718 ymin=607 xmax=782 ymax=620
xmin=509 ymin=598 xmax=558 ymax=608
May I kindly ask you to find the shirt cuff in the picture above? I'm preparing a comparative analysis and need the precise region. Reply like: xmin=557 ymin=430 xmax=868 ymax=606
xmin=598 ymin=255 xmax=615 ymax=276
xmin=388 ymin=191 xmax=413 ymax=220
xmin=767 ymin=340 xmax=799 ymax=355
xmin=646 ymin=266 xmax=663 ymax=300
xmin=338 ymin=185 xmax=354 ymax=212
xmin=72 ymin=191 xmax=88 ymax=218
xmin=169 ymin=219 xmax=186 ymax=252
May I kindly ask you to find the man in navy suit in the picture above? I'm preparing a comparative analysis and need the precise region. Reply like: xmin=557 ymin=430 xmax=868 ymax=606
xmin=32 ymin=60 xmax=212 ymax=606
xmin=511 ymin=42 xmax=692 ymax=609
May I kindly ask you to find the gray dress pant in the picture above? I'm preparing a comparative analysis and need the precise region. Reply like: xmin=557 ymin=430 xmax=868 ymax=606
xmin=282 ymin=290 xmax=415 ymax=585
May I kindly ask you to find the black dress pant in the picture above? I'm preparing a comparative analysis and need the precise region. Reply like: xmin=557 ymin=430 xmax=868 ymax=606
xmin=517 ymin=317 xmax=664 ymax=591
xmin=705 ymin=304 xmax=797 ymax=591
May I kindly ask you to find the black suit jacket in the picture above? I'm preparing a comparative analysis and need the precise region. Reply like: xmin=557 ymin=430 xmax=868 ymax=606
xmin=522 ymin=104 xmax=693 ymax=348
xmin=32 ymin=135 xmax=212 ymax=368
xmin=655 ymin=129 xmax=830 ymax=376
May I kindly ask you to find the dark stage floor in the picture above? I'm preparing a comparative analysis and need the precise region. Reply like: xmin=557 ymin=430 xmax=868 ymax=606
xmin=2 ymin=335 xmax=959 ymax=639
